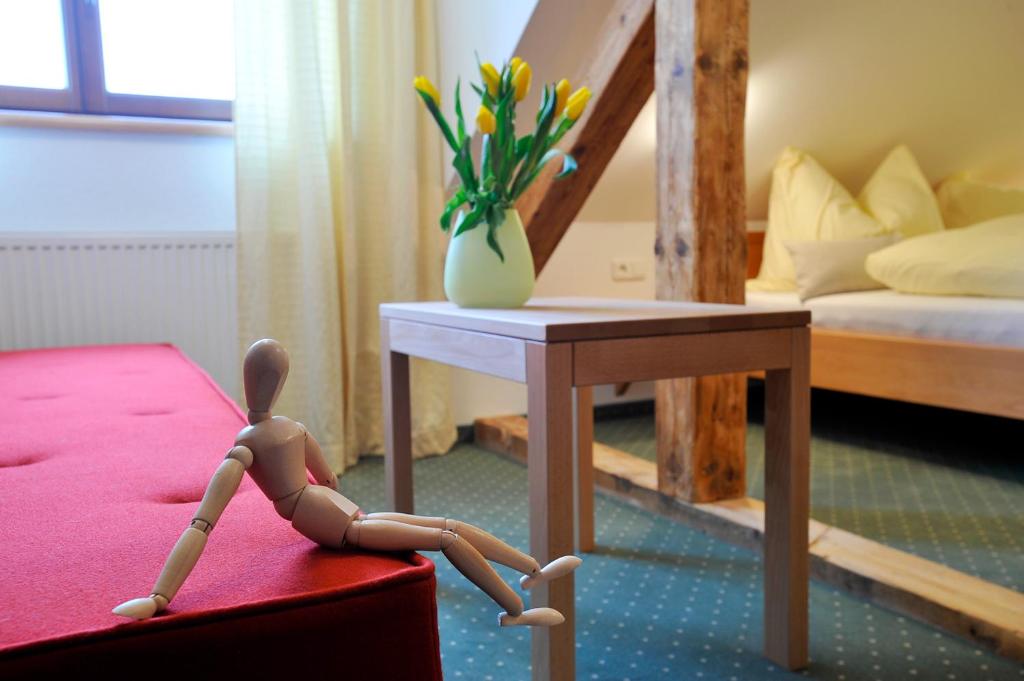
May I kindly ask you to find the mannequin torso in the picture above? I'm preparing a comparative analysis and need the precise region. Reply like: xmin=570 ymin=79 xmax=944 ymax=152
xmin=237 ymin=415 xmax=359 ymax=541
xmin=236 ymin=417 xmax=306 ymax=502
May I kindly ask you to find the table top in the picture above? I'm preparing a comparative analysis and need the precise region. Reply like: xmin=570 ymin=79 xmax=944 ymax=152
xmin=380 ymin=297 xmax=809 ymax=342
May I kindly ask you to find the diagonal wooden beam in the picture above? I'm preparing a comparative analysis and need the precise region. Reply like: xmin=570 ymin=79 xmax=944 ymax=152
xmin=515 ymin=0 xmax=656 ymax=274
xmin=654 ymin=0 xmax=749 ymax=504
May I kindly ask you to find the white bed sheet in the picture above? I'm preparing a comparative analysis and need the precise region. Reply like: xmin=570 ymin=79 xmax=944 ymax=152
xmin=745 ymin=289 xmax=1024 ymax=349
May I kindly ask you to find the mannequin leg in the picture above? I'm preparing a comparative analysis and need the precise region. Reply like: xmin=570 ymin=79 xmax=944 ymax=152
xmin=365 ymin=512 xmax=540 ymax=575
xmin=346 ymin=519 xmax=524 ymax=616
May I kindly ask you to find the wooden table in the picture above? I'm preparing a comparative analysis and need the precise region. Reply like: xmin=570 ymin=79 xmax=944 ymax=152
xmin=379 ymin=297 xmax=811 ymax=679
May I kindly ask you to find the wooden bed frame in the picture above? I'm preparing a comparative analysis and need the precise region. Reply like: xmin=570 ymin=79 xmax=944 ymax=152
xmin=746 ymin=232 xmax=1024 ymax=420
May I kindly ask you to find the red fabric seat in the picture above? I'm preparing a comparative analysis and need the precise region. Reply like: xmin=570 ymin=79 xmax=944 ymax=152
xmin=0 ymin=344 xmax=442 ymax=680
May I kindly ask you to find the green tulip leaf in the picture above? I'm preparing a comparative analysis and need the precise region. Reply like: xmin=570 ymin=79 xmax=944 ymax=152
xmin=550 ymin=150 xmax=577 ymax=178
xmin=480 ymin=133 xmax=492 ymax=180
xmin=454 ymin=78 xmax=466 ymax=144
xmin=515 ymin=135 xmax=533 ymax=162
xmin=535 ymin=83 xmax=551 ymax=124
xmin=440 ymin=189 xmax=468 ymax=232
xmin=416 ymin=90 xmax=458 ymax=153
xmin=485 ymin=208 xmax=506 ymax=262
xmin=451 ymin=151 xmax=475 ymax=194
xmin=547 ymin=116 xmax=573 ymax=146
xmin=511 ymin=84 xmax=557 ymax=198
xmin=493 ymin=89 xmax=516 ymax=185
xmin=454 ymin=202 xmax=486 ymax=237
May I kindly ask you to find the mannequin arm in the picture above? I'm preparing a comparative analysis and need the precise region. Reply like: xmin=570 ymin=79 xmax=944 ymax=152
xmin=301 ymin=425 xmax=337 ymax=488
xmin=112 ymin=445 xmax=253 ymax=620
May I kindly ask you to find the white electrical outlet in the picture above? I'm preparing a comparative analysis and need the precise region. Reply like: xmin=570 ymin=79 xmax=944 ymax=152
xmin=611 ymin=257 xmax=645 ymax=282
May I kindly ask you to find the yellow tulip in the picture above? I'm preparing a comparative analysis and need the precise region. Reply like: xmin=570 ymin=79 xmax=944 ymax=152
xmin=554 ymin=78 xmax=571 ymax=115
xmin=476 ymin=105 xmax=496 ymax=134
xmin=512 ymin=61 xmax=532 ymax=102
xmin=412 ymin=75 xmax=440 ymax=106
xmin=565 ymin=86 xmax=591 ymax=121
xmin=480 ymin=62 xmax=501 ymax=97
xmin=509 ymin=56 xmax=522 ymax=74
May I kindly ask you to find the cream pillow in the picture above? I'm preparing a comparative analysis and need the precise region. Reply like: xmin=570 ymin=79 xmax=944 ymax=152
xmin=936 ymin=174 xmax=1024 ymax=229
xmin=865 ymin=213 xmax=1024 ymax=298
xmin=858 ymin=145 xmax=944 ymax=237
xmin=751 ymin=147 xmax=884 ymax=291
xmin=785 ymin=234 xmax=896 ymax=301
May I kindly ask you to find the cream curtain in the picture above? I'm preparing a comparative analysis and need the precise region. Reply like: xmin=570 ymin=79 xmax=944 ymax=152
xmin=234 ymin=0 xmax=456 ymax=472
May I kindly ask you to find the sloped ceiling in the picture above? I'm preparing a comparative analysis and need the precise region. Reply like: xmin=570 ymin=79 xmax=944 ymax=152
xmin=579 ymin=0 xmax=1024 ymax=222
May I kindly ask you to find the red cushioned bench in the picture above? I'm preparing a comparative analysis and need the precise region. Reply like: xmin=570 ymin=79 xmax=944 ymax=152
xmin=0 ymin=344 xmax=442 ymax=680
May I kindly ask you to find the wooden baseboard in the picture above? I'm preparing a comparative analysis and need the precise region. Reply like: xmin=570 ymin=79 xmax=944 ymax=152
xmin=475 ymin=414 xmax=1024 ymax=662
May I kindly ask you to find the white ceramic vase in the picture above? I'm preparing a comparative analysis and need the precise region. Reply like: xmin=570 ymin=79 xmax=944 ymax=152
xmin=444 ymin=208 xmax=535 ymax=308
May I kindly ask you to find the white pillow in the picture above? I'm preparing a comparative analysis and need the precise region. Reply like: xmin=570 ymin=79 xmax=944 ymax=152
xmin=866 ymin=213 xmax=1024 ymax=298
xmin=858 ymin=145 xmax=944 ymax=238
xmin=785 ymin=234 xmax=897 ymax=301
xmin=751 ymin=147 xmax=884 ymax=291
xmin=936 ymin=174 xmax=1024 ymax=229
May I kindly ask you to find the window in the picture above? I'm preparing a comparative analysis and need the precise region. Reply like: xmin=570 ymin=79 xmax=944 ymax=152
xmin=0 ymin=0 xmax=233 ymax=120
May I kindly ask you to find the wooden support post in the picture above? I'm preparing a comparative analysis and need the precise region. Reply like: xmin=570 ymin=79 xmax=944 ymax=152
xmin=517 ymin=0 xmax=656 ymax=274
xmin=654 ymin=0 xmax=749 ymax=503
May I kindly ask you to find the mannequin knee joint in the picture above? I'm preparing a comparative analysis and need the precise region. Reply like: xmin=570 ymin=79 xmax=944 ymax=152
xmin=439 ymin=529 xmax=458 ymax=550
xmin=344 ymin=520 xmax=361 ymax=547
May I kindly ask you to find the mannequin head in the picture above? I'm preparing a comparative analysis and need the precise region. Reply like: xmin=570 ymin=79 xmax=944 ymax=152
xmin=243 ymin=339 xmax=289 ymax=423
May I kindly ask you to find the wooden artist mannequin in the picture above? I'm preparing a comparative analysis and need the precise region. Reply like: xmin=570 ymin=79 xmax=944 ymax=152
xmin=114 ymin=339 xmax=580 ymax=627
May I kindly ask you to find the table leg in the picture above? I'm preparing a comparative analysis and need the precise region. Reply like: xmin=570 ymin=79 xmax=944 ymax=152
xmin=380 ymin=318 xmax=413 ymax=513
xmin=526 ymin=342 xmax=575 ymax=681
xmin=763 ymin=326 xmax=810 ymax=669
xmin=576 ymin=386 xmax=595 ymax=553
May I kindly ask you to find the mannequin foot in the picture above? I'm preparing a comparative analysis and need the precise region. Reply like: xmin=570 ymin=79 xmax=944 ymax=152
xmin=499 ymin=607 xmax=565 ymax=627
xmin=112 ymin=596 xmax=160 ymax=620
xmin=520 ymin=555 xmax=582 ymax=590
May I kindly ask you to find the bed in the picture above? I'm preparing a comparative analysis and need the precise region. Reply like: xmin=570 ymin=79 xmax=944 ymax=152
xmin=745 ymin=232 xmax=1024 ymax=419
xmin=0 ymin=344 xmax=443 ymax=680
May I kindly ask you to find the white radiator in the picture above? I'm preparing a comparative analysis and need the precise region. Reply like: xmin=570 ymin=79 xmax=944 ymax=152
xmin=0 ymin=232 xmax=239 ymax=394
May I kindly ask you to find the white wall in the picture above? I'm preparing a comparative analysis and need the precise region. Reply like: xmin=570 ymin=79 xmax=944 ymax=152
xmin=434 ymin=0 xmax=538 ymax=106
xmin=0 ymin=122 xmax=237 ymax=394
xmin=0 ymin=125 xmax=235 ymax=232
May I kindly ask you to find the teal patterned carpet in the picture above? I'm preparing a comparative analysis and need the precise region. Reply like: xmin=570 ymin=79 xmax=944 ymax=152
xmin=595 ymin=383 xmax=1024 ymax=592
xmin=339 ymin=397 xmax=1024 ymax=681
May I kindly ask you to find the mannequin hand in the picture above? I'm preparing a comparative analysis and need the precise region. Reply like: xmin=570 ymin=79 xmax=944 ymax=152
xmin=112 ymin=595 xmax=164 ymax=620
